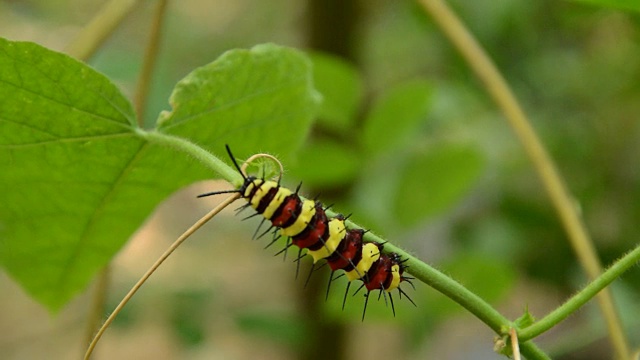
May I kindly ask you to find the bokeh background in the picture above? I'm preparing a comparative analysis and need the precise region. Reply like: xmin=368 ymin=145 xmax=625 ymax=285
xmin=1 ymin=0 xmax=639 ymax=359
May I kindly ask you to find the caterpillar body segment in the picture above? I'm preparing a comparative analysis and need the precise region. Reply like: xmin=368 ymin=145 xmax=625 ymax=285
xmin=199 ymin=145 xmax=415 ymax=319
xmin=345 ymin=242 xmax=381 ymax=282
xmin=306 ymin=218 xmax=345 ymax=263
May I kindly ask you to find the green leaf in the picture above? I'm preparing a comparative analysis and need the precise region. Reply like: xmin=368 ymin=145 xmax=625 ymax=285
xmin=362 ymin=80 xmax=432 ymax=155
xmin=393 ymin=144 xmax=484 ymax=226
xmin=514 ymin=306 xmax=536 ymax=328
xmin=0 ymin=38 xmax=144 ymax=311
xmin=158 ymin=43 xmax=321 ymax=164
xmin=0 ymin=39 xmax=318 ymax=311
xmin=309 ymin=52 xmax=362 ymax=132
xmin=569 ymin=0 xmax=640 ymax=12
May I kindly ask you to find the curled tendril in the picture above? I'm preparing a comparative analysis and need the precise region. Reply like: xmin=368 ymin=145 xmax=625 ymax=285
xmin=241 ymin=152 xmax=284 ymax=183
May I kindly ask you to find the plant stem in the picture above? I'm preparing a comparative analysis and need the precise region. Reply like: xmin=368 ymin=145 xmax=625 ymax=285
xmin=64 ymin=0 xmax=142 ymax=61
xmin=520 ymin=342 xmax=553 ymax=360
xmin=139 ymin=129 xmax=244 ymax=187
xmin=134 ymin=0 xmax=169 ymax=124
xmin=416 ymin=0 xmax=630 ymax=358
xmin=84 ymin=194 xmax=240 ymax=359
xmin=380 ymin=238 xmax=507 ymax=332
xmin=146 ymin=130 xmax=509 ymax=329
xmin=519 ymin=243 xmax=640 ymax=341
xmin=144 ymin=129 xmax=553 ymax=357
xmin=344 ymin=223 xmax=551 ymax=359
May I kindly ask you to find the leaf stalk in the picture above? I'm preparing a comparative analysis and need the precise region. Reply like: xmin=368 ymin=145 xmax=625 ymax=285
xmin=140 ymin=129 xmax=244 ymax=187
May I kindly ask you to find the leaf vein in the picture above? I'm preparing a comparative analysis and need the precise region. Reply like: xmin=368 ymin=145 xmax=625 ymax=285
xmin=56 ymin=139 xmax=150 ymax=292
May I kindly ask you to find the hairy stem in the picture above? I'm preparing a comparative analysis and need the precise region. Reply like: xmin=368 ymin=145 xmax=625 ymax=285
xmin=348 ymin=224 xmax=551 ymax=360
xmin=379 ymin=238 xmax=507 ymax=332
xmin=140 ymin=130 xmax=244 ymax=186
xmin=146 ymin=130 xmax=551 ymax=358
xmin=519 ymin=243 xmax=640 ymax=341
xmin=416 ymin=0 xmax=630 ymax=358
xmin=519 ymin=342 xmax=552 ymax=360
xmin=141 ymin=128 xmax=548 ymax=356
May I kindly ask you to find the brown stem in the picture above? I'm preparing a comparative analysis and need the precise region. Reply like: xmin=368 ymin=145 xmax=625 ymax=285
xmin=83 ymin=194 xmax=240 ymax=360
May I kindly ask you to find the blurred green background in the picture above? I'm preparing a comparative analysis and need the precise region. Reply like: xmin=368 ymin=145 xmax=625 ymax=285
xmin=1 ymin=0 xmax=639 ymax=359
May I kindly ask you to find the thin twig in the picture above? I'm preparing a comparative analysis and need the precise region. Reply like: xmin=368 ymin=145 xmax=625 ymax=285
xmin=511 ymin=328 xmax=522 ymax=360
xmin=416 ymin=1 xmax=630 ymax=358
xmin=83 ymin=193 xmax=240 ymax=360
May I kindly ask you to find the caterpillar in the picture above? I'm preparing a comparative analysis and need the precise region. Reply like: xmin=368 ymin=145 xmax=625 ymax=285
xmin=198 ymin=145 xmax=415 ymax=320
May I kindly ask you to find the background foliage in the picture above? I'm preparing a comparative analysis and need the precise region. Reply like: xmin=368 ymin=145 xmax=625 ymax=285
xmin=0 ymin=0 xmax=639 ymax=359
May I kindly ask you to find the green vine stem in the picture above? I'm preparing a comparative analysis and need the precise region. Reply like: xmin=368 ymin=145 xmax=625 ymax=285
xmin=520 ymin=341 xmax=551 ymax=360
xmin=143 ymin=130 xmax=506 ymax=338
xmin=141 ymin=130 xmax=550 ymax=358
xmin=519 ymin=243 xmax=640 ymax=342
xmin=142 ymin=128 xmax=640 ymax=358
xmin=140 ymin=130 xmax=244 ymax=186
xmin=360 ymin=231 xmax=508 ymax=333
xmin=349 ymin=226 xmax=552 ymax=360
xmin=140 ymin=129 xmax=638 ymax=360
xmin=416 ymin=0 xmax=630 ymax=358
xmin=141 ymin=103 xmax=638 ymax=356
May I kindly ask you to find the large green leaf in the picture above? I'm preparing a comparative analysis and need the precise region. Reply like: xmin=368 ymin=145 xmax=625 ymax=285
xmin=0 ymin=39 xmax=318 ymax=311
xmin=158 ymin=43 xmax=320 ymax=163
